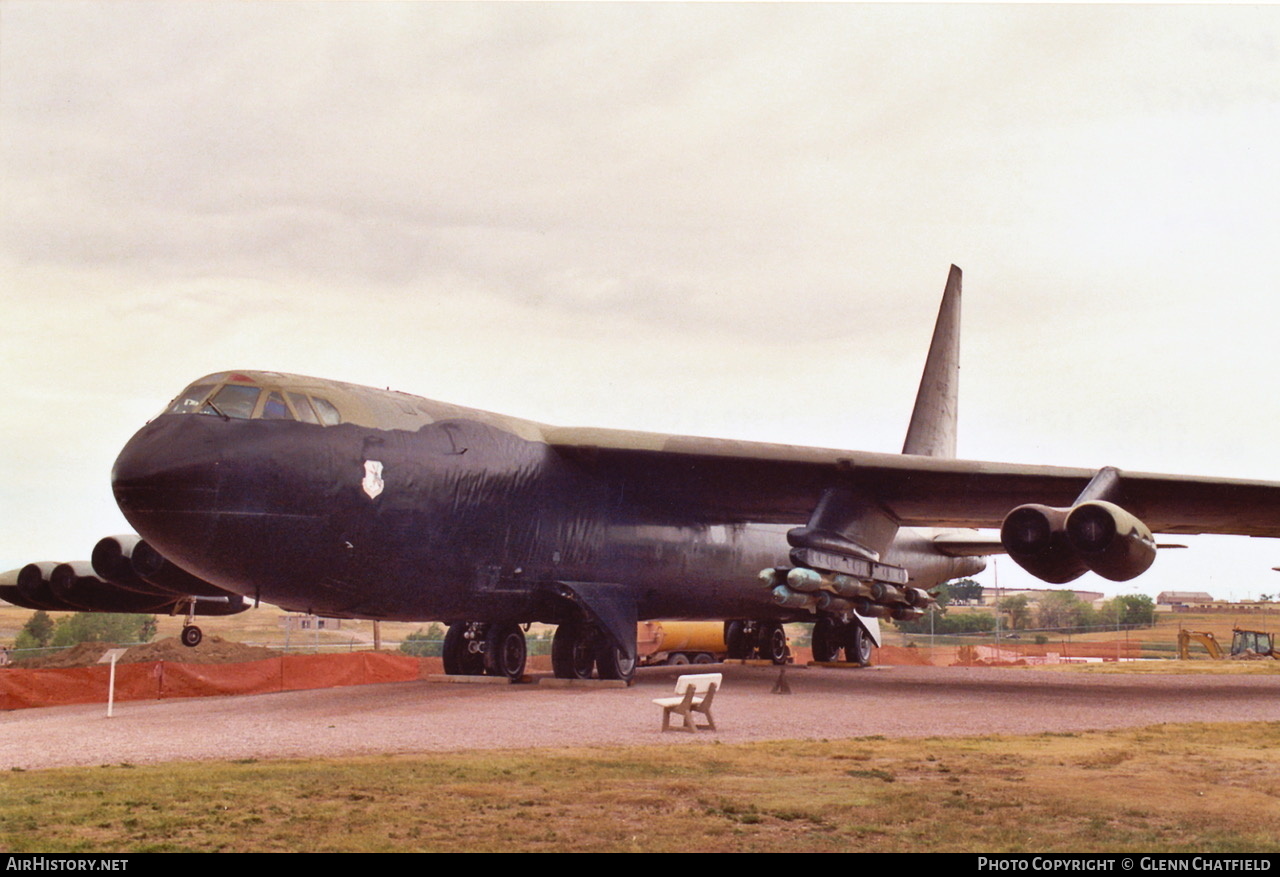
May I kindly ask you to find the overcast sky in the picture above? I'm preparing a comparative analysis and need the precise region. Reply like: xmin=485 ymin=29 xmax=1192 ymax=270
xmin=3 ymin=2 xmax=1279 ymax=603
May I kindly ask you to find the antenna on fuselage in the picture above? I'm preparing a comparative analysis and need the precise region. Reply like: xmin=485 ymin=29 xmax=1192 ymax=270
xmin=901 ymin=264 xmax=961 ymax=460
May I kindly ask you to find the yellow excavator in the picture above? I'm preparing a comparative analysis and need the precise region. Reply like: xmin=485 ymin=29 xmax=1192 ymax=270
xmin=1177 ymin=628 xmax=1279 ymax=660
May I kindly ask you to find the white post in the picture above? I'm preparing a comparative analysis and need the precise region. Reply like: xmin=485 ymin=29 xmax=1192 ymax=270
xmin=99 ymin=648 xmax=128 ymax=718
xmin=108 ymin=653 xmax=117 ymax=718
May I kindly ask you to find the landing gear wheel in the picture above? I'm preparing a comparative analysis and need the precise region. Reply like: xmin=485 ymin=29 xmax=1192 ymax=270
xmin=443 ymin=623 xmax=485 ymax=676
xmin=484 ymin=622 xmax=528 ymax=682
xmin=552 ymin=621 xmax=597 ymax=680
xmin=844 ymin=623 xmax=873 ymax=667
xmin=442 ymin=624 xmax=464 ymax=675
xmin=180 ymin=625 xmax=203 ymax=648
xmin=812 ymin=618 xmax=843 ymax=662
xmin=595 ymin=640 xmax=637 ymax=684
xmin=725 ymin=621 xmax=751 ymax=659
xmin=759 ymin=622 xmax=789 ymax=665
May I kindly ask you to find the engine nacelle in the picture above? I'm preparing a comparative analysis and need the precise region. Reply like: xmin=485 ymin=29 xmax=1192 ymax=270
xmin=50 ymin=562 xmax=178 ymax=613
xmin=12 ymin=549 xmax=249 ymax=617
xmin=91 ymin=535 xmax=175 ymax=597
xmin=1002 ymin=501 xmax=1157 ymax=583
xmin=999 ymin=504 xmax=1089 ymax=584
xmin=15 ymin=562 xmax=71 ymax=610
xmin=131 ymin=539 xmax=239 ymax=598
xmin=1065 ymin=500 xmax=1156 ymax=582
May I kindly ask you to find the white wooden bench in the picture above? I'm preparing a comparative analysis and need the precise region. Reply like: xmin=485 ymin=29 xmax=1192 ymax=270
xmin=653 ymin=672 xmax=721 ymax=732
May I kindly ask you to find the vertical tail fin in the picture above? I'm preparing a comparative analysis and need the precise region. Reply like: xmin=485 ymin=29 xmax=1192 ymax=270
xmin=902 ymin=265 xmax=962 ymax=459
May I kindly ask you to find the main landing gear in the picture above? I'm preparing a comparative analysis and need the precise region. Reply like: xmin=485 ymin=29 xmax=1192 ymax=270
xmin=484 ymin=622 xmax=528 ymax=681
xmin=441 ymin=619 xmax=637 ymax=684
xmin=811 ymin=617 xmax=872 ymax=666
xmin=551 ymin=620 xmax=636 ymax=684
xmin=443 ymin=621 xmax=528 ymax=682
xmin=724 ymin=620 xmax=790 ymax=664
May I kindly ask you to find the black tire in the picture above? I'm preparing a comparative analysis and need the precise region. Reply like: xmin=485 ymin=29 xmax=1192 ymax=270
xmin=725 ymin=621 xmax=751 ymax=659
xmin=180 ymin=625 xmax=202 ymax=648
xmin=551 ymin=621 xmax=596 ymax=680
xmin=595 ymin=640 xmax=637 ymax=684
xmin=692 ymin=653 xmax=715 ymax=665
xmin=811 ymin=618 xmax=843 ymax=662
xmin=443 ymin=623 xmax=485 ymax=675
xmin=484 ymin=622 xmax=527 ymax=681
xmin=442 ymin=624 xmax=465 ymax=675
xmin=844 ymin=623 xmax=873 ymax=667
xmin=667 ymin=653 xmax=691 ymax=665
xmin=759 ymin=622 xmax=788 ymax=665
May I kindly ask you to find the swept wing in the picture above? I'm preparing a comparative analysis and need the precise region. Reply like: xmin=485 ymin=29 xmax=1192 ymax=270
xmin=545 ymin=427 xmax=1280 ymax=537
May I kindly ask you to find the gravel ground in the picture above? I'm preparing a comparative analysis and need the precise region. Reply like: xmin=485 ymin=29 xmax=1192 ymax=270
xmin=3 ymin=663 xmax=1279 ymax=771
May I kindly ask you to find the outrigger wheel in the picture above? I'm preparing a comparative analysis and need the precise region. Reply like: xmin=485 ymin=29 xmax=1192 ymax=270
xmin=180 ymin=625 xmax=203 ymax=648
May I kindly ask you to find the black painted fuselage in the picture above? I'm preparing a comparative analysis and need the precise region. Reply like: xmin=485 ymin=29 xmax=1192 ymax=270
xmin=111 ymin=372 xmax=978 ymax=624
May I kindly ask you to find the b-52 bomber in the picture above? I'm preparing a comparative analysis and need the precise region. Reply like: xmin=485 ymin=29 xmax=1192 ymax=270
xmin=6 ymin=266 xmax=1279 ymax=683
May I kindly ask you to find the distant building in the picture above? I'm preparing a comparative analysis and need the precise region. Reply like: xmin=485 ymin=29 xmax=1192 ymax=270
xmin=1164 ymin=599 xmax=1278 ymax=614
xmin=1156 ymin=591 xmax=1214 ymax=606
xmin=279 ymin=614 xmax=341 ymax=631
xmin=978 ymin=587 xmax=1104 ymax=605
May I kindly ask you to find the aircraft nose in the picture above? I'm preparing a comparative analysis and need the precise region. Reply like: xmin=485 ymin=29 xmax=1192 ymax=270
xmin=112 ymin=415 xmax=224 ymax=538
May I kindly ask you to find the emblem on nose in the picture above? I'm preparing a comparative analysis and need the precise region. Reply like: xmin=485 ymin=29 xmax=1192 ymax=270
xmin=362 ymin=460 xmax=384 ymax=499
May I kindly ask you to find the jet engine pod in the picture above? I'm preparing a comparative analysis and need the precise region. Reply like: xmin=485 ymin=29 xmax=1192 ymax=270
xmin=131 ymin=539 xmax=238 ymax=598
xmin=15 ymin=562 xmax=72 ymax=610
xmin=92 ymin=535 xmax=175 ymax=597
xmin=1065 ymin=500 xmax=1156 ymax=582
xmin=50 ymin=562 xmax=175 ymax=613
xmin=999 ymin=504 xmax=1089 ymax=584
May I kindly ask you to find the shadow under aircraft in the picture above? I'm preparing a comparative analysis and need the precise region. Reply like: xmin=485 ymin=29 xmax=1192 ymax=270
xmin=7 ymin=266 xmax=1279 ymax=682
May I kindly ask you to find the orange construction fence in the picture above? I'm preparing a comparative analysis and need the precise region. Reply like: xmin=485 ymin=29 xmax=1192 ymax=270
xmin=0 ymin=651 xmax=423 ymax=711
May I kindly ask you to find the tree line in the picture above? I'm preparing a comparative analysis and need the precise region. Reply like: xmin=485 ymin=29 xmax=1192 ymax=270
xmin=894 ymin=580 xmax=1156 ymax=635
xmin=12 ymin=610 xmax=157 ymax=652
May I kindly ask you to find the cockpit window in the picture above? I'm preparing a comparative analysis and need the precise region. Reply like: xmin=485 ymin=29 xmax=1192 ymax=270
xmin=311 ymin=396 xmax=342 ymax=426
xmin=261 ymin=391 xmax=294 ymax=421
xmin=166 ymin=383 xmax=216 ymax=415
xmin=203 ymin=384 xmax=261 ymax=420
xmin=165 ymin=377 xmax=343 ymax=425
xmin=287 ymin=392 xmax=320 ymax=424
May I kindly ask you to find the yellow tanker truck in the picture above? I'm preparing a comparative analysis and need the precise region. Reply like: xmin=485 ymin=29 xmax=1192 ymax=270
xmin=636 ymin=621 xmax=729 ymax=666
